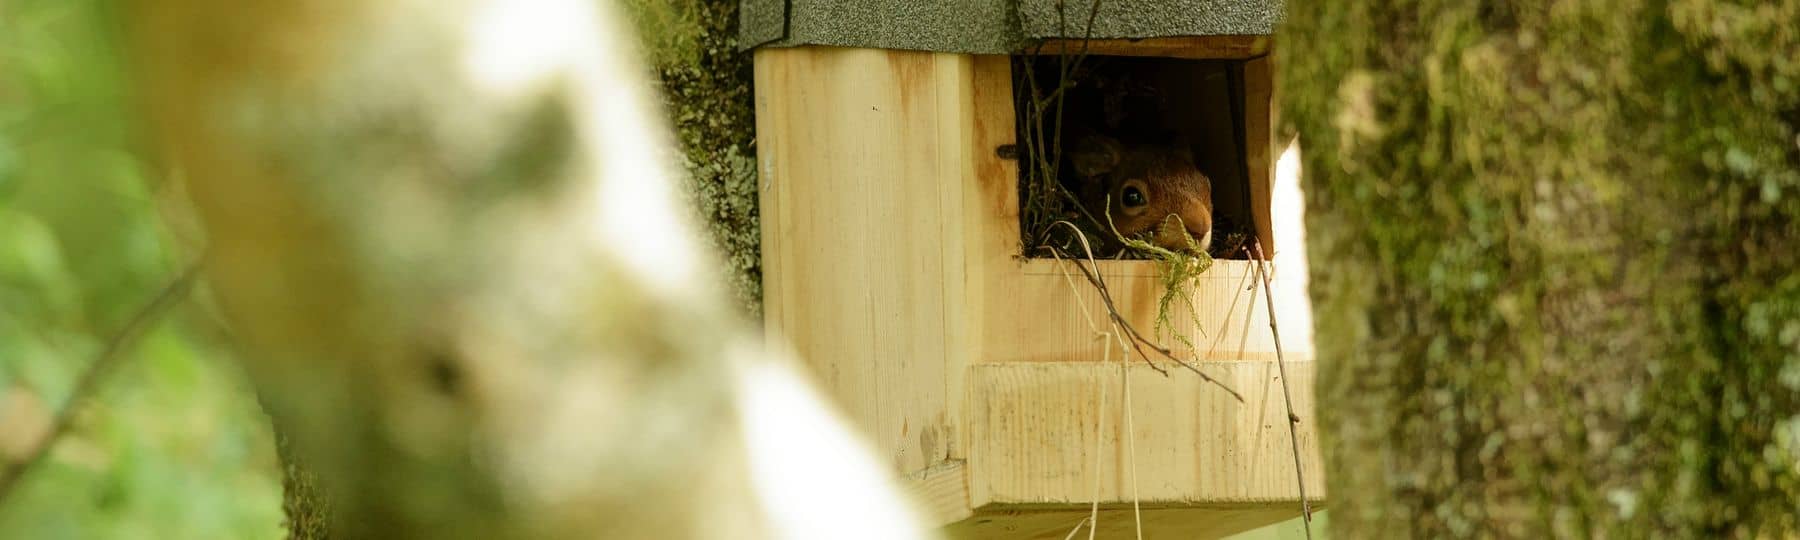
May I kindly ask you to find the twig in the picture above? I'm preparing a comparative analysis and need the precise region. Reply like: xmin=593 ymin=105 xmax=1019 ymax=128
xmin=1201 ymin=245 xmax=1256 ymax=361
xmin=1041 ymin=248 xmax=1242 ymax=402
xmin=0 ymin=261 xmax=202 ymax=505
xmin=1046 ymin=225 xmax=1146 ymax=540
xmin=1042 ymin=222 xmax=1163 ymax=374
xmin=1020 ymin=0 xmax=1111 ymax=244
xmin=1086 ymin=323 xmax=1106 ymax=540
xmin=1062 ymin=516 xmax=1091 ymax=540
xmin=1251 ymin=243 xmax=1312 ymax=539
xmin=1120 ymin=335 xmax=1143 ymax=540
xmin=1039 ymin=223 xmax=1245 ymax=403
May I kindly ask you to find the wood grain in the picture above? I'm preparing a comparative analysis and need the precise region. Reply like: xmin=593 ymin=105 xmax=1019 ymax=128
xmin=902 ymin=460 xmax=974 ymax=526
xmin=1245 ymin=55 xmax=1277 ymax=258
xmin=754 ymin=47 xmax=1318 ymax=537
xmin=944 ymin=503 xmax=1307 ymax=540
xmin=979 ymin=259 xmax=1313 ymax=365
xmin=966 ymin=362 xmax=1325 ymax=506
xmin=755 ymin=46 xmax=974 ymax=477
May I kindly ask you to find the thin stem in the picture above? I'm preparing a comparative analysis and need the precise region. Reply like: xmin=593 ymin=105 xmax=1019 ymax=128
xmin=1038 ymin=224 xmax=1245 ymax=403
xmin=1121 ymin=336 xmax=1143 ymax=540
xmin=1252 ymin=243 xmax=1312 ymax=539
xmin=0 ymin=260 xmax=203 ymax=505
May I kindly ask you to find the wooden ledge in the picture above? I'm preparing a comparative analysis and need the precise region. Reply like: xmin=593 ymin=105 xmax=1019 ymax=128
xmin=967 ymin=362 xmax=1324 ymax=505
xmin=945 ymin=502 xmax=1316 ymax=540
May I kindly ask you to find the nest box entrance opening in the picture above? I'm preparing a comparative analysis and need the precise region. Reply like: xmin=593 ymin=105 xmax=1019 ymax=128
xmin=1014 ymin=54 xmax=1270 ymax=261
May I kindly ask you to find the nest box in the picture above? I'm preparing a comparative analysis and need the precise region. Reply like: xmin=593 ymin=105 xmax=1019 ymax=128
xmin=746 ymin=2 xmax=1323 ymax=537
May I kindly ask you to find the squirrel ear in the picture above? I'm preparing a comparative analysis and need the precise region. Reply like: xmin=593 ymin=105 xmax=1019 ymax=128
xmin=1070 ymin=134 xmax=1123 ymax=177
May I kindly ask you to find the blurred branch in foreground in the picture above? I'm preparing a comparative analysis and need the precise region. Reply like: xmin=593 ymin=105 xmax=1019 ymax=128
xmin=123 ymin=0 xmax=930 ymax=538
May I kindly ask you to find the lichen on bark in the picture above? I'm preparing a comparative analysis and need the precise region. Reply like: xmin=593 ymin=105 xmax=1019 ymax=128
xmin=633 ymin=0 xmax=763 ymax=318
xmin=1281 ymin=1 xmax=1799 ymax=536
xmin=272 ymin=421 xmax=331 ymax=540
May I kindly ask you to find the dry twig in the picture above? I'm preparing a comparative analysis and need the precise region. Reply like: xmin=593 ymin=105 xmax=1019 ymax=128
xmin=0 ymin=261 xmax=202 ymax=505
xmin=1252 ymin=243 xmax=1312 ymax=539
xmin=1039 ymin=223 xmax=1244 ymax=403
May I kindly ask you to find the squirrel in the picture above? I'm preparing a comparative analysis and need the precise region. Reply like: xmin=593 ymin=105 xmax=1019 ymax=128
xmin=1067 ymin=133 xmax=1214 ymax=254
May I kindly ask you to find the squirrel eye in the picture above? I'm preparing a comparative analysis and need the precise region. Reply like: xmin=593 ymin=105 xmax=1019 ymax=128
xmin=1121 ymin=184 xmax=1148 ymax=207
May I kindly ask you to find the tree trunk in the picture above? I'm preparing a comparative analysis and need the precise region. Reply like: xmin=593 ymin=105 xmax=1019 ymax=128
xmin=650 ymin=0 xmax=763 ymax=319
xmin=271 ymin=420 xmax=331 ymax=540
xmin=1280 ymin=1 xmax=1799 ymax=536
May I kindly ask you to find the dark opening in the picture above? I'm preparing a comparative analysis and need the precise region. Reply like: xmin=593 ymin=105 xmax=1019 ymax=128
xmin=1013 ymin=55 xmax=1258 ymax=260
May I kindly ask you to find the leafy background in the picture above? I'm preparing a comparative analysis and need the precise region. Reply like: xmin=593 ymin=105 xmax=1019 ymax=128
xmin=0 ymin=0 xmax=285 ymax=537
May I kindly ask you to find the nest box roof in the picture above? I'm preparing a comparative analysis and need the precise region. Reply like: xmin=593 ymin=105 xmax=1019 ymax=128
xmin=740 ymin=0 xmax=1284 ymax=53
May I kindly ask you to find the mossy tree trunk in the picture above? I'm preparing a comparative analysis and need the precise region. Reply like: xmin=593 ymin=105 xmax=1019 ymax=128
xmin=650 ymin=0 xmax=763 ymax=319
xmin=1281 ymin=1 xmax=1799 ymax=536
xmin=271 ymin=422 xmax=331 ymax=540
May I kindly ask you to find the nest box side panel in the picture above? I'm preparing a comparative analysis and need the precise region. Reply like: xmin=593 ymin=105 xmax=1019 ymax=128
xmin=944 ymin=503 xmax=1307 ymax=539
xmin=979 ymin=260 xmax=1313 ymax=365
xmin=1246 ymin=55 xmax=1276 ymax=259
xmin=754 ymin=46 xmax=988 ymax=516
xmin=966 ymin=362 xmax=1325 ymax=505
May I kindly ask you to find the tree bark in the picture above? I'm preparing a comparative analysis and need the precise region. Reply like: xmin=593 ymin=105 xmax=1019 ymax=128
xmin=652 ymin=0 xmax=763 ymax=318
xmin=249 ymin=2 xmax=761 ymax=536
xmin=271 ymin=420 xmax=331 ymax=540
xmin=1281 ymin=1 xmax=1799 ymax=536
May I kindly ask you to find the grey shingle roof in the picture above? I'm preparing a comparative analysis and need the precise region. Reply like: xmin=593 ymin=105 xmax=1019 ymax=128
xmin=741 ymin=0 xmax=1283 ymax=53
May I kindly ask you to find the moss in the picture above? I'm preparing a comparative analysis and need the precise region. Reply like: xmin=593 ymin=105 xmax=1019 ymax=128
xmin=618 ymin=0 xmax=706 ymax=67
xmin=644 ymin=0 xmax=763 ymax=318
xmin=1281 ymin=1 xmax=1799 ymax=536
xmin=273 ymin=422 xmax=331 ymax=540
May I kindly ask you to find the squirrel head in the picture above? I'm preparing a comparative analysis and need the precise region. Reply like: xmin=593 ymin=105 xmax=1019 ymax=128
xmin=1070 ymin=134 xmax=1214 ymax=253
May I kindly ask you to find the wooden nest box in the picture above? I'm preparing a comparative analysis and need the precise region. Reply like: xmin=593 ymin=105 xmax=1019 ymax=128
xmin=746 ymin=1 xmax=1323 ymax=537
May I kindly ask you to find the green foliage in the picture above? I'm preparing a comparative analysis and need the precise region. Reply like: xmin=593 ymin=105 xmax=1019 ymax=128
xmin=0 ymin=0 xmax=284 ymax=538
xmin=1106 ymin=211 xmax=1216 ymax=349
xmin=619 ymin=0 xmax=707 ymax=68
xmin=1282 ymin=0 xmax=1799 ymax=536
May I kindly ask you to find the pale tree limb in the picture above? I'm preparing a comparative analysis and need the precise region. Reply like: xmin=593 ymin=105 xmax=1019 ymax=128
xmin=124 ymin=0 xmax=930 ymax=538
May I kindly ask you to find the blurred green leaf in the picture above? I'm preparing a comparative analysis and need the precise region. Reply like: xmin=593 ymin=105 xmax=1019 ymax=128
xmin=0 ymin=0 xmax=284 ymax=538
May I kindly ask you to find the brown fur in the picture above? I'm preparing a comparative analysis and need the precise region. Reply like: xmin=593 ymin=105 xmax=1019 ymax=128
xmin=1071 ymin=135 xmax=1214 ymax=252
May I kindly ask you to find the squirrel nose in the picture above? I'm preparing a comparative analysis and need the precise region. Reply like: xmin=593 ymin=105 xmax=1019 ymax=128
xmin=1150 ymin=214 xmax=1211 ymax=253
xmin=1190 ymin=224 xmax=1213 ymax=253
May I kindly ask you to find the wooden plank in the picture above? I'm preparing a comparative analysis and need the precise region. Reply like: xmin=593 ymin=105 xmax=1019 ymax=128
xmin=967 ymin=362 xmax=1326 ymax=505
xmin=956 ymin=54 xmax=1024 ymax=462
xmin=754 ymin=46 xmax=973 ymax=477
xmin=756 ymin=46 xmax=877 ymax=463
xmin=1029 ymin=35 xmax=1271 ymax=60
xmin=903 ymin=460 xmax=974 ymax=526
xmin=1244 ymin=55 xmax=1276 ymax=259
xmin=964 ymin=53 xmax=1020 ymax=509
xmin=944 ymin=503 xmax=1305 ymax=540
xmin=979 ymin=258 xmax=1313 ymax=365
